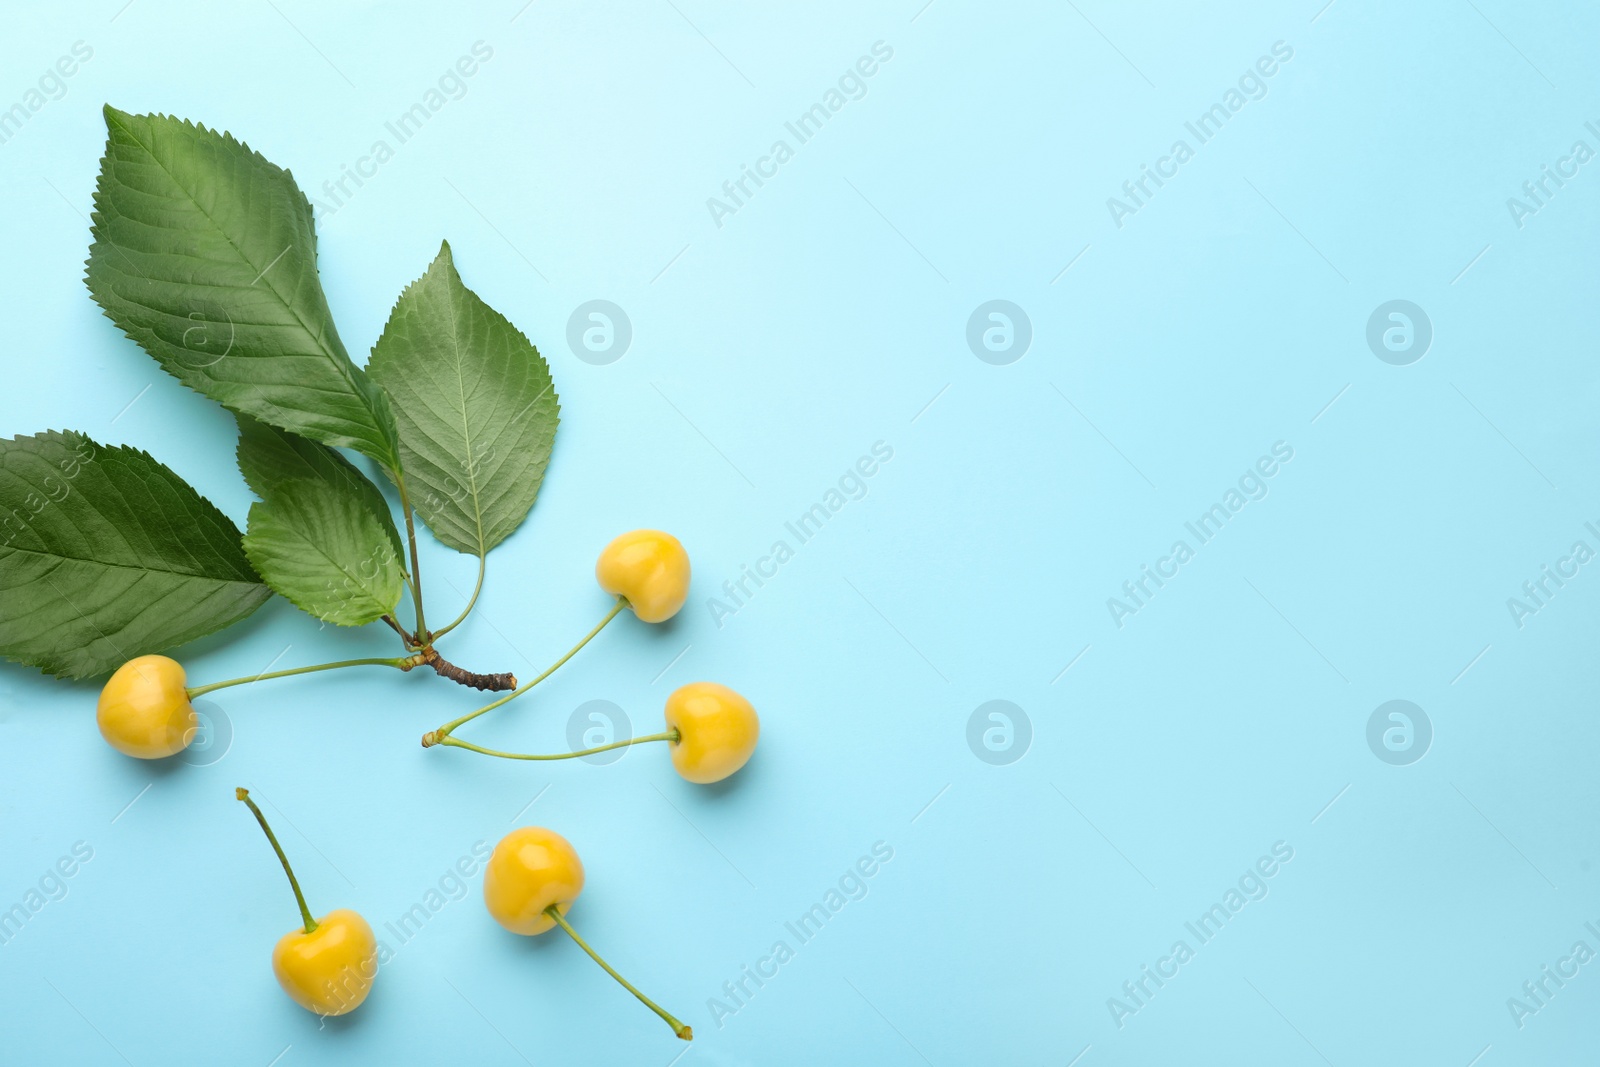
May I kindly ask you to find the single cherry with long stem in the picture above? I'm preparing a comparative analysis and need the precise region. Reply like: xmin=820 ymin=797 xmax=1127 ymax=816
xmin=97 ymin=654 xmax=427 ymax=760
xmin=483 ymin=826 xmax=691 ymax=1041
xmin=429 ymin=682 xmax=760 ymax=784
xmin=237 ymin=788 xmax=378 ymax=1016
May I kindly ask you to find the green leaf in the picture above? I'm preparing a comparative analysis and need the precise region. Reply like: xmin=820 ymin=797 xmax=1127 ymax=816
xmin=0 ymin=431 xmax=270 ymax=679
xmin=85 ymin=106 xmax=402 ymax=474
xmin=367 ymin=242 xmax=559 ymax=556
xmin=235 ymin=415 xmax=402 ymax=559
xmin=242 ymin=478 xmax=405 ymax=627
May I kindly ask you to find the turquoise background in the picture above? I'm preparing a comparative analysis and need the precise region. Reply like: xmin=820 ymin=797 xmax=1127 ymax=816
xmin=3 ymin=1 xmax=1599 ymax=1063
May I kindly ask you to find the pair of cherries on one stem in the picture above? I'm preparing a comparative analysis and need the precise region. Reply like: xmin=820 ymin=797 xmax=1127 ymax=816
xmin=237 ymin=790 xmax=691 ymax=1038
xmin=421 ymin=530 xmax=760 ymax=785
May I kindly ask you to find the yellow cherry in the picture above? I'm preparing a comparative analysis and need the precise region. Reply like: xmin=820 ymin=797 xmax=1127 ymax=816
xmin=664 ymin=682 xmax=759 ymax=784
xmin=484 ymin=827 xmax=691 ymax=1040
xmin=595 ymin=530 xmax=690 ymax=623
xmin=96 ymin=655 xmax=197 ymax=759
xmin=272 ymin=909 xmax=378 ymax=1016
xmin=237 ymin=789 xmax=377 ymax=1016
xmin=483 ymin=826 xmax=584 ymax=936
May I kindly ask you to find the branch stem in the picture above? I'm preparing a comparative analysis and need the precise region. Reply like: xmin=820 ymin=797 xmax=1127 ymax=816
xmin=421 ymin=647 xmax=516 ymax=691
xmin=429 ymin=598 xmax=626 ymax=739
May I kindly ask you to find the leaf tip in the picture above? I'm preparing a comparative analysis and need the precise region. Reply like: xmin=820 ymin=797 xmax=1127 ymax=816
xmin=431 ymin=240 xmax=456 ymax=276
xmin=101 ymin=103 xmax=138 ymax=133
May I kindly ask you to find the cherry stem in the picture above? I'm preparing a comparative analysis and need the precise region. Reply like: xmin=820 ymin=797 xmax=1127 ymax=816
xmin=186 ymin=655 xmax=422 ymax=699
xmin=430 ymin=552 xmax=486 ymax=642
xmin=236 ymin=788 xmax=317 ymax=935
xmin=544 ymin=905 xmax=691 ymax=1041
xmin=425 ymin=730 xmax=678 ymax=759
xmin=428 ymin=598 xmax=627 ymax=740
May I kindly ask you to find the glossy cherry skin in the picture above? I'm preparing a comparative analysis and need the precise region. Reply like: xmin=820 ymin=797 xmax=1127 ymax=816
xmin=595 ymin=530 xmax=690 ymax=623
xmin=664 ymin=682 xmax=759 ymax=784
xmin=271 ymin=909 xmax=378 ymax=1016
xmin=96 ymin=655 xmax=197 ymax=759
xmin=484 ymin=827 xmax=585 ymax=936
